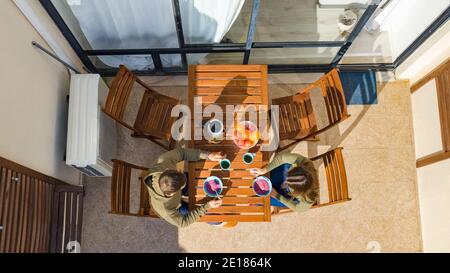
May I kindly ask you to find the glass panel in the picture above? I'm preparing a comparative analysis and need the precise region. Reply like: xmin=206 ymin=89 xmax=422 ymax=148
xmin=339 ymin=31 xmax=393 ymax=64
xmin=51 ymin=0 xmax=178 ymax=50
xmin=161 ymin=54 xmax=184 ymax=68
xmin=249 ymin=47 xmax=339 ymax=64
xmin=367 ymin=0 xmax=449 ymax=61
xmin=89 ymin=55 xmax=155 ymax=71
xmin=339 ymin=1 xmax=449 ymax=64
xmin=254 ymin=0 xmax=369 ymax=42
xmin=89 ymin=54 xmax=186 ymax=70
xmin=179 ymin=0 xmax=250 ymax=44
xmin=187 ymin=52 xmax=244 ymax=65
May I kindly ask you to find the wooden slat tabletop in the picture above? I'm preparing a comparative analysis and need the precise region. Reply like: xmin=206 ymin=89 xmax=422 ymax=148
xmin=187 ymin=65 xmax=271 ymax=223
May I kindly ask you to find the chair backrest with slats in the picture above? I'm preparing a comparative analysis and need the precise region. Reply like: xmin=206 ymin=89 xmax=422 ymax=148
xmin=272 ymin=68 xmax=349 ymax=141
xmin=311 ymin=147 xmax=350 ymax=207
xmin=272 ymin=92 xmax=318 ymax=140
xmin=272 ymin=147 xmax=350 ymax=215
xmin=110 ymin=159 xmax=157 ymax=217
xmin=133 ymin=89 xmax=180 ymax=140
xmin=103 ymin=65 xmax=180 ymax=148
xmin=319 ymin=69 xmax=349 ymax=130
xmin=102 ymin=65 xmax=137 ymax=130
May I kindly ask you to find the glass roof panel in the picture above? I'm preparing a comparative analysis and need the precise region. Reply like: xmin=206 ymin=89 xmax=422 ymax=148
xmin=253 ymin=0 xmax=369 ymax=42
xmin=51 ymin=0 xmax=178 ymax=50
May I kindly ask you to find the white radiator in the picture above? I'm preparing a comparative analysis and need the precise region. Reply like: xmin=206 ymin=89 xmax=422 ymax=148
xmin=66 ymin=74 xmax=117 ymax=177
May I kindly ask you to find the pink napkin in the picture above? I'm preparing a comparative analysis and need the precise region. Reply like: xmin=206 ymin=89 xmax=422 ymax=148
xmin=207 ymin=180 xmax=221 ymax=192
xmin=209 ymin=180 xmax=220 ymax=191
xmin=255 ymin=179 xmax=269 ymax=191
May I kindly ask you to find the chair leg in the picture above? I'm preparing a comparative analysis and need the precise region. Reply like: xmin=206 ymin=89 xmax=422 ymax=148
xmin=131 ymin=132 xmax=171 ymax=150
xmin=277 ymin=133 xmax=320 ymax=152
xmin=131 ymin=132 xmax=146 ymax=139
xmin=306 ymin=135 xmax=320 ymax=142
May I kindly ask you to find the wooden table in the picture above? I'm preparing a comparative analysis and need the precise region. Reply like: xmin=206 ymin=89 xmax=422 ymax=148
xmin=187 ymin=65 xmax=272 ymax=223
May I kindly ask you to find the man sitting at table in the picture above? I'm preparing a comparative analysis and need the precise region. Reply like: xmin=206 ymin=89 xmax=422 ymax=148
xmin=141 ymin=147 xmax=224 ymax=228
xmin=250 ymin=151 xmax=319 ymax=212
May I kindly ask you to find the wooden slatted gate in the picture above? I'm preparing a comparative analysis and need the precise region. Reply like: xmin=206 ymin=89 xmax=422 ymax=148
xmin=50 ymin=186 xmax=84 ymax=253
xmin=0 ymin=157 xmax=84 ymax=253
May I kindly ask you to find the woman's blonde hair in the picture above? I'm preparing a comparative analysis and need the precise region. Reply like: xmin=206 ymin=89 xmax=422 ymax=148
xmin=285 ymin=161 xmax=319 ymax=203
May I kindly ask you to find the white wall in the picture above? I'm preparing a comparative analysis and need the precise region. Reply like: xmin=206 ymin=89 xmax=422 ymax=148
xmin=411 ymin=80 xmax=443 ymax=159
xmin=380 ymin=0 xmax=449 ymax=61
xmin=0 ymin=0 xmax=80 ymax=184
xmin=417 ymin=160 xmax=450 ymax=252
xmin=397 ymin=21 xmax=450 ymax=85
xmin=13 ymin=0 xmax=85 ymax=73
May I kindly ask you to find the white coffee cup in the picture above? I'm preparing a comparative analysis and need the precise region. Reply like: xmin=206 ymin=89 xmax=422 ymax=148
xmin=204 ymin=119 xmax=224 ymax=143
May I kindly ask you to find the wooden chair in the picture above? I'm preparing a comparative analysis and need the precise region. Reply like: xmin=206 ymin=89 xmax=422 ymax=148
xmin=272 ymin=147 xmax=351 ymax=215
xmin=102 ymin=65 xmax=179 ymax=150
xmin=273 ymin=68 xmax=350 ymax=151
xmin=109 ymin=159 xmax=158 ymax=218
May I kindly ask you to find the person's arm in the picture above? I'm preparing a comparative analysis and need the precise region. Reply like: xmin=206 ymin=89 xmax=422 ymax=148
xmin=167 ymin=203 xmax=211 ymax=228
xmin=265 ymin=152 xmax=307 ymax=173
xmin=156 ymin=147 xmax=209 ymax=166
xmin=271 ymin=192 xmax=313 ymax=213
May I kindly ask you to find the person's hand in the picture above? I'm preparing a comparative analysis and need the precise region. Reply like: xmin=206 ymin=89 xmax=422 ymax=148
xmin=208 ymin=152 xmax=226 ymax=162
xmin=208 ymin=199 xmax=222 ymax=208
xmin=250 ymin=167 xmax=267 ymax=177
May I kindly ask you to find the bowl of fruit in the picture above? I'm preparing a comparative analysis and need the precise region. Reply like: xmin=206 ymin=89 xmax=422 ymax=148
xmin=233 ymin=121 xmax=260 ymax=149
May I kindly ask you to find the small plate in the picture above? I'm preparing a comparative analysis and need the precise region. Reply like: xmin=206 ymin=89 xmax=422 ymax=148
xmin=203 ymin=176 xmax=223 ymax=197
xmin=252 ymin=176 xmax=272 ymax=197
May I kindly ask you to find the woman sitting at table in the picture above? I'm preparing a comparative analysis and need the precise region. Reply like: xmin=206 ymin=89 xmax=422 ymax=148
xmin=250 ymin=151 xmax=319 ymax=212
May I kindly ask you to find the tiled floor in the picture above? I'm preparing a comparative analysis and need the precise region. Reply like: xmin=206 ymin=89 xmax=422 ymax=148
xmin=81 ymin=76 xmax=422 ymax=253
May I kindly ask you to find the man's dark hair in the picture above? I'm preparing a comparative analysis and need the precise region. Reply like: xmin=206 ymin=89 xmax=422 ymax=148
xmin=159 ymin=170 xmax=186 ymax=195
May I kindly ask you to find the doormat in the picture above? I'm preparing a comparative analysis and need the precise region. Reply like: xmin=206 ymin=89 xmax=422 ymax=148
xmin=339 ymin=70 xmax=378 ymax=105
